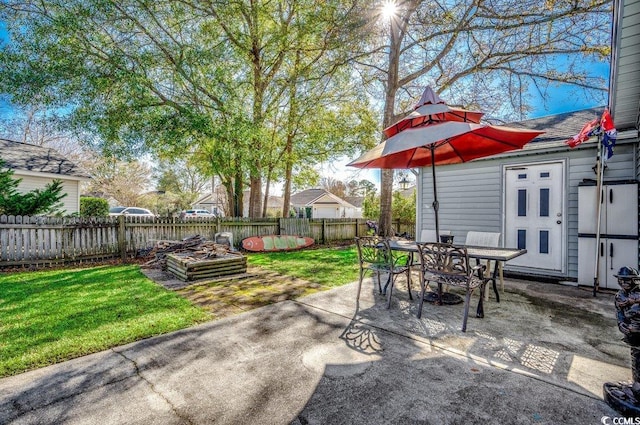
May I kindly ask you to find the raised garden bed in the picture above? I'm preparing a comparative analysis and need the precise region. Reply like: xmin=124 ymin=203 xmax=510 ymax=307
xmin=166 ymin=252 xmax=247 ymax=281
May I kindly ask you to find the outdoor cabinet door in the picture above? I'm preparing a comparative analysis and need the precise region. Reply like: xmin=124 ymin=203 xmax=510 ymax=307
xmin=604 ymin=239 xmax=639 ymax=290
xmin=605 ymin=184 xmax=638 ymax=236
xmin=577 ymin=237 xmax=605 ymax=286
xmin=578 ymin=185 xmax=601 ymax=234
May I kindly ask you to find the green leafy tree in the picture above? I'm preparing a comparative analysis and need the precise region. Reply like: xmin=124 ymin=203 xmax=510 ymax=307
xmin=79 ymin=197 xmax=109 ymax=217
xmin=392 ymin=190 xmax=416 ymax=225
xmin=362 ymin=191 xmax=380 ymax=220
xmin=0 ymin=0 xmax=373 ymax=219
xmin=0 ymin=161 xmax=67 ymax=216
xmin=347 ymin=179 xmax=376 ymax=197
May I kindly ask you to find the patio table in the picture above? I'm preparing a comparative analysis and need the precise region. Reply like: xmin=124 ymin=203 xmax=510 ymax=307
xmin=388 ymin=240 xmax=527 ymax=317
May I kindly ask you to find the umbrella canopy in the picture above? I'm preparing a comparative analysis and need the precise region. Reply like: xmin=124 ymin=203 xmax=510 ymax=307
xmin=348 ymin=120 xmax=543 ymax=239
xmin=383 ymin=87 xmax=483 ymax=138
xmin=383 ymin=103 xmax=484 ymax=138
xmin=349 ymin=121 xmax=543 ymax=169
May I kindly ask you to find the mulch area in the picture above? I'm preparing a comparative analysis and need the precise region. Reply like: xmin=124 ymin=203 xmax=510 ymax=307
xmin=141 ymin=266 xmax=323 ymax=320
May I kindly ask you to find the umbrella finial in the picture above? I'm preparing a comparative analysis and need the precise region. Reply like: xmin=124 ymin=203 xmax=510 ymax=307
xmin=415 ymin=86 xmax=444 ymax=109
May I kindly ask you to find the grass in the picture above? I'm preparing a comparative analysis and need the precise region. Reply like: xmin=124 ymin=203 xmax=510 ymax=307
xmin=0 ymin=265 xmax=210 ymax=377
xmin=247 ymin=245 xmax=360 ymax=287
xmin=0 ymin=245 xmax=361 ymax=377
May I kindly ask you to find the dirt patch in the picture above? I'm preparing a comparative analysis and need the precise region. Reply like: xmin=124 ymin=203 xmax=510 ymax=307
xmin=142 ymin=266 xmax=325 ymax=320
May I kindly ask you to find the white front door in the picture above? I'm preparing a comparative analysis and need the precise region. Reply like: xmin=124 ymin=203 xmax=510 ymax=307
xmin=504 ymin=162 xmax=565 ymax=272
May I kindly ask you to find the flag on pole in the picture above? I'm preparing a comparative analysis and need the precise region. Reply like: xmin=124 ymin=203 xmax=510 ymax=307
xmin=601 ymin=109 xmax=617 ymax=161
xmin=566 ymin=118 xmax=599 ymax=148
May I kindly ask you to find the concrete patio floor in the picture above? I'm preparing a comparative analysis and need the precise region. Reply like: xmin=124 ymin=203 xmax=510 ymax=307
xmin=0 ymin=276 xmax=630 ymax=424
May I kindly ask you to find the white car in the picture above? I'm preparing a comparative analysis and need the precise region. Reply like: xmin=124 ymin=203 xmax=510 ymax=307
xmin=182 ymin=209 xmax=216 ymax=219
xmin=108 ymin=207 xmax=156 ymax=217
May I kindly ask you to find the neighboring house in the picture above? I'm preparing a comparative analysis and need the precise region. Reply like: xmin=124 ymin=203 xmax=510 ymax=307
xmin=344 ymin=196 xmax=365 ymax=218
xmin=415 ymin=0 xmax=639 ymax=285
xmin=193 ymin=185 xmax=227 ymax=216
xmin=194 ymin=188 xmax=285 ymax=217
xmin=0 ymin=138 xmax=91 ymax=214
xmin=242 ymin=190 xmax=285 ymax=218
xmin=291 ymin=188 xmax=358 ymax=218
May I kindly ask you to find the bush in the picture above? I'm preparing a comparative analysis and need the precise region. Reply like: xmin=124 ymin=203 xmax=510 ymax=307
xmin=80 ymin=197 xmax=109 ymax=217
xmin=0 ymin=160 xmax=67 ymax=216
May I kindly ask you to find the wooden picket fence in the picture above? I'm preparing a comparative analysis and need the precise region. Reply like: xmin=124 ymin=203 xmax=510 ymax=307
xmin=0 ymin=215 xmax=414 ymax=268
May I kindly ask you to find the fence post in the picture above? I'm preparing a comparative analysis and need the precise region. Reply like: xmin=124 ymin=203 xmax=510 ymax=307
xmin=278 ymin=218 xmax=283 ymax=235
xmin=322 ymin=219 xmax=327 ymax=244
xmin=355 ymin=218 xmax=360 ymax=237
xmin=118 ymin=215 xmax=126 ymax=261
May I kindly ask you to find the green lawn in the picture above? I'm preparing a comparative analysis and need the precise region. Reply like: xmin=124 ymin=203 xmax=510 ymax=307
xmin=247 ymin=245 xmax=360 ymax=286
xmin=0 ymin=265 xmax=210 ymax=377
xmin=0 ymin=246 xmax=360 ymax=378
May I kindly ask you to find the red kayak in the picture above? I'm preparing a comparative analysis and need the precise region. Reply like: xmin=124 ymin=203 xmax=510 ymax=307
xmin=241 ymin=235 xmax=314 ymax=252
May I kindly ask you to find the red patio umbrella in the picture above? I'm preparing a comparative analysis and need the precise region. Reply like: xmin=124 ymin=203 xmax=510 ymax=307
xmin=348 ymin=120 xmax=543 ymax=239
xmin=383 ymin=87 xmax=483 ymax=138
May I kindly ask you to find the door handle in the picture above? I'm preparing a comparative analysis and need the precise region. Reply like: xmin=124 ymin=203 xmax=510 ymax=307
xmin=600 ymin=242 xmax=604 ymax=257
xmin=610 ymin=188 xmax=613 ymax=204
xmin=610 ymin=242 xmax=614 ymax=270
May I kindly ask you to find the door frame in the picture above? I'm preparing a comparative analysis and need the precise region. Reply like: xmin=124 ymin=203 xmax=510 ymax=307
xmin=501 ymin=159 xmax=568 ymax=276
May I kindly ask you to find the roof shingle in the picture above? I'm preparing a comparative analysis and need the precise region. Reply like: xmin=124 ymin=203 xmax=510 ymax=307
xmin=0 ymin=138 xmax=90 ymax=179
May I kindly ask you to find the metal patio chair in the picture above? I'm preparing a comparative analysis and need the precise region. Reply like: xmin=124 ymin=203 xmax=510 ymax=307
xmin=465 ymin=231 xmax=504 ymax=295
xmin=416 ymin=242 xmax=488 ymax=332
xmin=354 ymin=236 xmax=412 ymax=308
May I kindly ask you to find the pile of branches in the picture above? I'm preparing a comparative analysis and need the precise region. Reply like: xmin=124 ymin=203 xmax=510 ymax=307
xmin=140 ymin=235 xmax=235 ymax=269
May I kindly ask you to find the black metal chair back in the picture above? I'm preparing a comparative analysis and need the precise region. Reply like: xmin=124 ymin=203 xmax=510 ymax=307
xmin=416 ymin=242 xmax=486 ymax=332
xmin=354 ymin=236 xmax=412 ymax=307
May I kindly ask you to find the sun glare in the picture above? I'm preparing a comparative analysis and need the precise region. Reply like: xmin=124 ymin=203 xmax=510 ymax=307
xmin=381 ymin=1 xmax=397 ymax=20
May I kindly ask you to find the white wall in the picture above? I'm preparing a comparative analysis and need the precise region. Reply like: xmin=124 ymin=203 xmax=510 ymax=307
xmin=15 ymin=173 xmax=80 ymax=214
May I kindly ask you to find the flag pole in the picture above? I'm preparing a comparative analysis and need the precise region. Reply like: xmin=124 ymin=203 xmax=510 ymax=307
xmin=593 ymin=135 xmax=605 ymax=297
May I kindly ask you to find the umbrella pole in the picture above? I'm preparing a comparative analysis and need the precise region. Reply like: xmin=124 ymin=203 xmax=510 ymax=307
xmin=431 ymin=144 xmax=440 ymax=241
xmin=593 ymin=139 xmax=605 ymax=297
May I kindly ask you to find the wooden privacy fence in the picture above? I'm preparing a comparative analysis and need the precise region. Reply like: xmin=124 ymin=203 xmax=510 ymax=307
xmin=0 ymin=215 xmax=414 ymax=268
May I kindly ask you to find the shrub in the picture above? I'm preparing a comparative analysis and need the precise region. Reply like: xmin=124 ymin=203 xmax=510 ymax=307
xmin=80 ymin=197 xmax=109 ymax=217
xmin=0 ymin=160 xmax=67 ymax=216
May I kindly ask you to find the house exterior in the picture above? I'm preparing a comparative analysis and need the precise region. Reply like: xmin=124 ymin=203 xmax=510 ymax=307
xmin=193 ymin=185 xmax=227 ymax=216
xmin=415 ymin=0 xmax=640 ymax=283
xmin=290 ymin=188 xmax=358 ymax=218
xmin=344 ymin=196 xmax=365 ymax=218
xmin=0 ymin=138 xmax=91 ymax=214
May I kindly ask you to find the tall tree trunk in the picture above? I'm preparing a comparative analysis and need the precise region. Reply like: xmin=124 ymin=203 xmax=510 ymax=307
xmin=378 ymin=13 xmax=402 ymax=237
xmin=234 ymin=166 xmax=244 ymax=217
xmin=262 ymin=172 xmax=271 ymax=217
xmin=249 ymin=174 xmax=262 ymax=217
xmin=282 ymin=51 xmax=300 ymax=218
xmin=282 ymin=163 xmax=292 ymax=217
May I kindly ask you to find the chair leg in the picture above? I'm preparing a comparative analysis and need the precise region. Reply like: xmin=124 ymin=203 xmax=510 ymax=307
xmin=406 ymin=269 xmax=413 ymax=300
xmin=386 ymin=275 xmax=394 ymax=309
xmin=499 ymin=262 xmax=504 ymax=292
xmin=377 ymin=272 xmax=383 ymax=294
xmin=483 ymin=260 xmax=490 ymax=301
xmin=417 ymin=281 xmax=427 ymax=319
xmin=356 ymin=268 xmax=364 ymax=301
xmin=461 ymin=289 xmax=472 ymax=332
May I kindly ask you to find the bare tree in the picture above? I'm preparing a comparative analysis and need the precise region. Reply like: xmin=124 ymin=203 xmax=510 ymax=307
xmin=356 ymin=0 xmax=611 ymax=236
xmin=320 ymin=177 xmax=348 ymax=198
xmin=83 ymin=157 xmax=152 ymax=206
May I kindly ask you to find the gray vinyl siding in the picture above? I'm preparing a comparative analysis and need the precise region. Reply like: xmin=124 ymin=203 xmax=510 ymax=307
xmin=418 ymin=142 xmax=635 ymax=279
xmin=611 ymin=0 xmax=640 ymax=131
